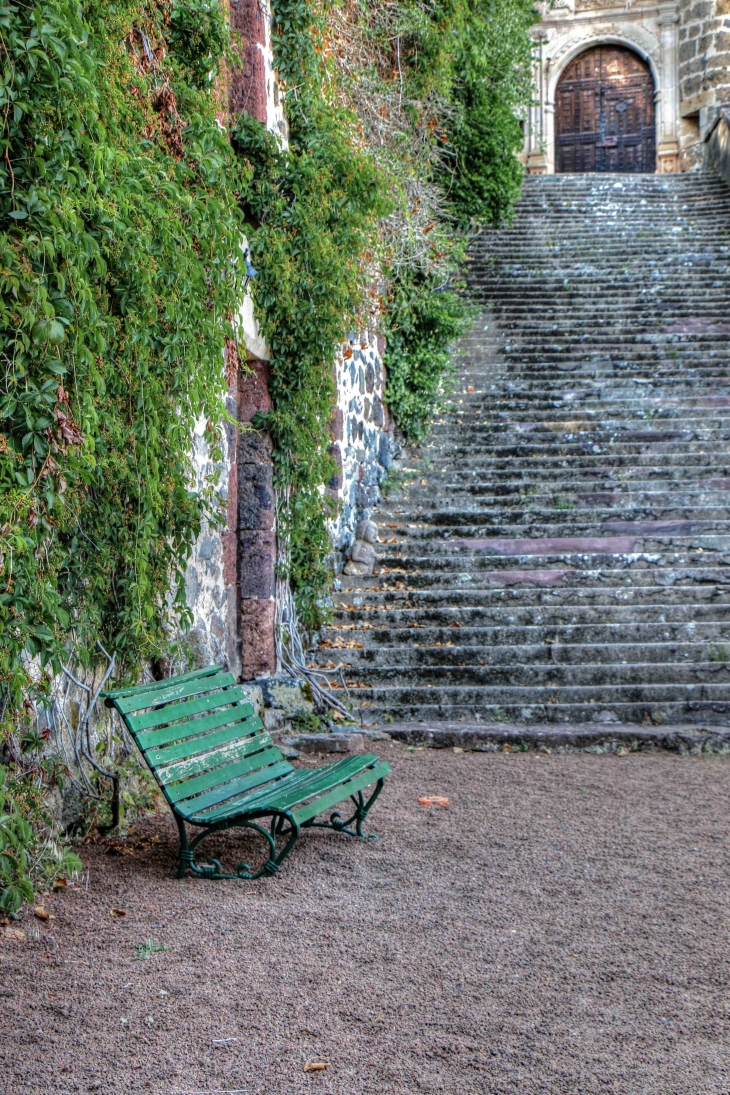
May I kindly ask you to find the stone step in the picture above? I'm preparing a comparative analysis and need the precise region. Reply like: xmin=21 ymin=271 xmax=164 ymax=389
xmin=338 ymin=663 xmax=730 ymax=688
xmin=354 ymin=699 xmax=730 ymax=726
xmin=321 ymin=621 xmax=729 ymax=646
xmin=372 ymin=566 xmax=730 ymax=590
xmin=375 ymin=524 xmax=730 ymax=545
xmin=334 ymin=586 xmax=730 ymax=608
xmin=342 ymin=680 xmax=730 ymax=709
xmin=376 ymin=550 xmax=730 ymax=570
xmin=384 ymin=490 xmax=730 ymax=509
xmin=311 ymin=641 xmax=727 ymax=667
xmin=335 ymin=603 xmax=729 ymax=627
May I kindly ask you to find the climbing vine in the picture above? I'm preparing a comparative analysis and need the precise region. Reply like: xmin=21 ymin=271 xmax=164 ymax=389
xmin=231 ymin=4 xmax=390 ymax=629
xmin=0 ymin=0 xmax=536 ymax=905
xmin=0 ymin=0 xmax=247 ymax=897
xmin=0 ymin=0 xmax=246 ymax=699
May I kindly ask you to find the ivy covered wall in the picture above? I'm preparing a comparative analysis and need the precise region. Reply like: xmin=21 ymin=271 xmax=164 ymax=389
xmin=0 ymin=0 xmax=536 ymax=906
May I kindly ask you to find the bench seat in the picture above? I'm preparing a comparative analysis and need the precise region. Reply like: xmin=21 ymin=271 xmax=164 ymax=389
xmin=102 ymin=665 xmax=391 ymax=880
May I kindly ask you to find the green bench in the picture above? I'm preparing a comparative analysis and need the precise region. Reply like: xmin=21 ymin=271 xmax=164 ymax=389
xmin=102 ymin=665 xmax=391 ymax=880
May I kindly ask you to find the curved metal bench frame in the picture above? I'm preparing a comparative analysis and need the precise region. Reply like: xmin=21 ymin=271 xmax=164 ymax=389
xmin=103 ymin=665 xmax=390 ymax=881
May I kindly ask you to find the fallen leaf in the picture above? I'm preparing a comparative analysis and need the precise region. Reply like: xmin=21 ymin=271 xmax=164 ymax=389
xmin=616 ymin=746 xmax=629 ymax=757
xmin=453 ymin=747 xmax=464 ymax=754
xmin=418 ymin=796 xmax=449 ymax=807
xmin=52 ymin=879 xmax=67 ymax=891
xmin=466 ymin=385 xmax=475 ymax=393
xmin=501 ymin=744 xmax=512 ymax=753
xmin=34 ymin=906 xmax=51 ymax=921
xmin=304 ymin=1062 xmax=328 ymax=1072
xmin=2 ymin=928 xmax=25 ymax=942
xmin=110 ymin=909 xmax=127 ymax=918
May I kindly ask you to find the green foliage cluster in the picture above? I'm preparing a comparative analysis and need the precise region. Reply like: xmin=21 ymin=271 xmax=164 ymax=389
xmin=382 ymin=271 xmax=471 ymax=441
xmin=332 ymin=0 xmax=536 ymax=439
xmin=0 ymin=0 xmax=246 ymax=708
xmin=399 ymin=0 xmax=536 ymax=227
xmin=0 ymin=764 xmax=81 ymax=912
xmin=0 ymin=0 xmax=246 ymax=906
xmin=231 ymin=2 xmax=390 ymax=628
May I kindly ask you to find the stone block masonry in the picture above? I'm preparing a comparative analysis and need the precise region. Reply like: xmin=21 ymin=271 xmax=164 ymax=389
xmin=329 ymin=331 xmax=398 ymax=566
xmin=678 ymin=0 xmax=730 ymax=164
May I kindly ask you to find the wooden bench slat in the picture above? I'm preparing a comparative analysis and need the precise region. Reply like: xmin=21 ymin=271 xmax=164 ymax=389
xmin=164 ymin=742 xmax=285 ymax=804
xmin=115 ymin=671 xmax=236 ymax=715
xmin=158 ymin=732 xmax=277 ymax=789
xmin=182 ymin=760 xmax=294 ymax=821
xmin=214 ymin=754 xmax=380 ymax=817
xmin=196 ymin=755 xmax=385 ymax=825
xmin=292 ymin=762 xmax=392 ymax=826
xmin=143 ymin=713 xmax=263 ymax=767
xmin=103 ymin=665 xmax=222 ymax=703
xmin=134 ymin=695 xmax=256 ymax=746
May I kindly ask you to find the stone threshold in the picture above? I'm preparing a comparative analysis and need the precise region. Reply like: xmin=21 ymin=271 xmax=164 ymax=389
xmin=277 ymin=723 xmax=730 ymax=755
xmin=379 ymin=722 xmax=730 ymax=755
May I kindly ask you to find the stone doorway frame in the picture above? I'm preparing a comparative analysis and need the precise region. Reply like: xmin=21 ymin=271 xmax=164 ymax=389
xmin=523 ymin=8 xmax=680 ymax=176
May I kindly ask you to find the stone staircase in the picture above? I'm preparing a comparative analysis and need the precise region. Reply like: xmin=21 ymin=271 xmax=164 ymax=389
xmin=316 ymin=172 xmax=730 ymax=729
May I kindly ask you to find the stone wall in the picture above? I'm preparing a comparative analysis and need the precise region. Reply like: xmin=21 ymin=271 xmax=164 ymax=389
xmin=678 ymin=0 xmax=730 ymax=166
xmin=184 ymin=5 xmax=396 ymax=673
xmin=184 ymin=384 xmax=241 ymax=675
xmin=328 ymin=330 xmax=398 ymax=565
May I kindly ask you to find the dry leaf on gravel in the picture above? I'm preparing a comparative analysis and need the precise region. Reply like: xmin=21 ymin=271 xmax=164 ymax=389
xmin=617 ymin=746 xmax=629 ymax=757
xmin=303 ymin=1061 xmax=328 ymax=1072
xmin=110 ymin=909 xmax=127 ymax=918
xmin=418 ymin=796 xmax=450 ymax=807
xmin=34 ymin=906 xmax=52 ymax=921
xmin=1 ymin=927 xmax=26 ymax=942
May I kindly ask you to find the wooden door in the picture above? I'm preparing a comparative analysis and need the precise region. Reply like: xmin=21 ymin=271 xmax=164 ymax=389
xmin=555 ymin=46 xmax=655 ymax=173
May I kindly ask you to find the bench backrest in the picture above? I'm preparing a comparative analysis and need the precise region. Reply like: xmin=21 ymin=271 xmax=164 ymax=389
xmin=102 ymin=666 xmax=293 ymax=818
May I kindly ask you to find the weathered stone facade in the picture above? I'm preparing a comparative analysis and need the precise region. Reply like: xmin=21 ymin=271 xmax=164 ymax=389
xmin=522 ymin=0 xmax=730 ymax=174
xmin=328 ymin=331 xmax=398 ymax=566
xmin=678 ymin=0 xmax=730 ymax=167
xmin=184 ymin=1 xmax=395 ymax=679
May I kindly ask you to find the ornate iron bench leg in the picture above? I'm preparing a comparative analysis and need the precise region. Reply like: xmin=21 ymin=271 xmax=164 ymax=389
xmin=302 ymin=778 xmax=386 ymax=839
xmin=174 ymin=812 xmax=300 ymax=881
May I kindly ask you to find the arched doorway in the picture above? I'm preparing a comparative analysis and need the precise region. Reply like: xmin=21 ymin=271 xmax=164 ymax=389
xmin=555 ymin=45 xmax=656 ymax=173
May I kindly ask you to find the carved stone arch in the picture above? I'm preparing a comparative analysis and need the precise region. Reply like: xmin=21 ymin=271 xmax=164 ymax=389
xmin=546 ymin=28 xmax=660 ymax=103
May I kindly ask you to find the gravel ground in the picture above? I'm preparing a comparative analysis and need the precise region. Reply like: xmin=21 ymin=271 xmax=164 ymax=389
xmin=2 ymin=745 xmax=730 ymax=1095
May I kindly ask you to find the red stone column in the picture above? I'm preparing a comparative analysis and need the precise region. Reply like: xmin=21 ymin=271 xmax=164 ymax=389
xmin=238 ymin=358 xmax=277 ymax=678
xmin=222 ymin=2 xmax=277 ymax=678
xmin=221 ymin=339 xmax=242 ymax=676
xmin=228 ymin=0 xmax=268 ymax=123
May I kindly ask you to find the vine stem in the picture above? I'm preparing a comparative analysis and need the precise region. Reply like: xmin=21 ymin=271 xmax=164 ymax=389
xmin=274 ymin=486 xmax=360 ymax=725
